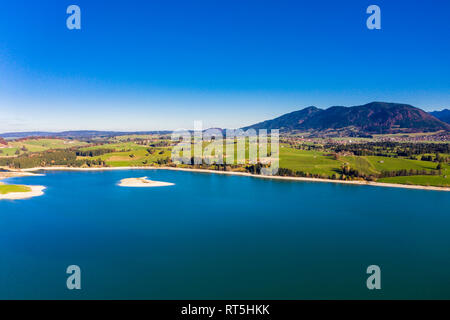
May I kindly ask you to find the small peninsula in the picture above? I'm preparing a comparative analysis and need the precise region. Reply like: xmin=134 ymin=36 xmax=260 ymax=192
xmin=0 ymin=171 xmax=46 ymax=200
xmin=0 ymin=182 xmax=46 ymax=200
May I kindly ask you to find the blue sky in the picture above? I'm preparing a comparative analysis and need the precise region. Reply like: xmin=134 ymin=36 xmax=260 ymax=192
xmin=0 ymin=0 xmax=449 ymax=131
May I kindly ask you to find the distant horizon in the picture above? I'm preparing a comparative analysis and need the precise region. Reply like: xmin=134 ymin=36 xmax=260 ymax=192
xmin=1 ymin=101 xmax=448 ymax=134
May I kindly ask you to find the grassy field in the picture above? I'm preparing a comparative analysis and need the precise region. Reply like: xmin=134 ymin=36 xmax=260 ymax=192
xmin=0 ymin=185 xmax=31 ymax=194
xmin=279 ymin=147 xmax=339 ymax=176
xmin=378 ymin=175 xmax=449 ymax=187
xmin=278 ymin=146 xmax=449 ymax=182
xmin=0 ymin=139 xmax=87 ymax=157
xmin=372 ymin=130 xmax=446 ymax=138
xmin=340 ymin=156 xmax=378 ymax=176
xmin=365 ymin=156 xmax=438 ymax=171
xmin=113 ymin=134 xmax=162 ymax=141
xmin=79 ymin=142 xmax=145 ymax=151
xmin=77 ymin=143 xmax=172 ymax=167
xmin=11 ymin=138 xmax=87 ymax=149
xmin=0 ymin=148 xmax=20 ymax=156
xmin=338 ymin=155 xmax=442 ymax=176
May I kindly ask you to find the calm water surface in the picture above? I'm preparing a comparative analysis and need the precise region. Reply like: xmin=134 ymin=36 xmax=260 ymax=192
xmin=0 ymin=169 xmax=449 ymax=299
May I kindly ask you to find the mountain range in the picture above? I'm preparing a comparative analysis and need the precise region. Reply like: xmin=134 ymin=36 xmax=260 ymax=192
xmin=0 ymin=130 xmax=172 ymax=139
xmin=242 ymin=102 xmax=450 ymax=135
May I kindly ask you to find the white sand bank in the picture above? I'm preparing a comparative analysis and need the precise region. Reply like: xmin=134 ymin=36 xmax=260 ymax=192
xmin=0 ymin=185 xmax=46 ymax=200
xmin=118 ymin=176 xmax=174 ymax=187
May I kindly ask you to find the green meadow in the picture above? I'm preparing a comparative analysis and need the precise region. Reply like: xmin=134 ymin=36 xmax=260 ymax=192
xmin=0 ymin=138 xmax=87 ymax=156
xmin=0 ymin=148 xmax=20 ymax=156
xmin=377 ymin=175 xmax=450 ymax=187
xmin=79 ymin=142 xmax=146 ymax=151
xmin=0 ymin=185 xmax=31 ymax=195
xmin=279 ymin=147 xmax=338 ymax=176
xmin=77 ymin=143 xmax=171 ymax=167
xmin=278 ymin=146 xmax=449 ymax=186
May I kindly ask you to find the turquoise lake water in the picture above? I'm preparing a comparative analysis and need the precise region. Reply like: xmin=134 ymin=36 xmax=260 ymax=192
xmin=0 ymin=169 xmax=449 ymax=299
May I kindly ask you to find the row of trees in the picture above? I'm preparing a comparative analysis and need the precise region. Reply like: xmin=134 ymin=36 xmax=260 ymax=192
xmin=275 ymin=163 xmax=445 ymax=182
xmin=75 ymin=148 xmax=115 ymax=157
xmin=379 ymin=169 xmax=441 ymax=178
xmin=0 ymin=150 xmax=107 ymax=169
xmin=277 ymin=168 xmax=334 ymax=180
xmin=329 ymin=142 xmax=450 ymax=158
xmin=156 ymin=157 xmax=170 ymax=165
xmin=421 ymin=153 xmax=449 ymax=163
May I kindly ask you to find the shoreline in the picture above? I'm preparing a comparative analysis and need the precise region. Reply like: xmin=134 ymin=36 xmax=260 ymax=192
xmin=15 ymin=166 xmax=450 ymax=192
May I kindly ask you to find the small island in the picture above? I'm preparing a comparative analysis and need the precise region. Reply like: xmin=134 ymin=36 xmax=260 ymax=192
xmin=118 ymin=176 xmax=174 ymax=187
xmin=0 ymin=183 xmax=46 ymax=200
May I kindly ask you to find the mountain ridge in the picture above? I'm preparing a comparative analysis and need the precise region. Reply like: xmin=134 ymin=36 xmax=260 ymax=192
xmin=0 ymin=130 xmax=172 ymax=139
xmin=242 ymin=102 xmax=450 ymax=135
xmin=429 ymin=109 xmax=450 ymax=124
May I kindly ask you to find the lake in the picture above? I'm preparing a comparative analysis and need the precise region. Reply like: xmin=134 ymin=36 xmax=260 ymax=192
xmin=0 ymin=169 xmax=449 ymax=299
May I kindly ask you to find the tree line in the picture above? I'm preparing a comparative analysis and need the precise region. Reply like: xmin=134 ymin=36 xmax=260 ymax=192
xmin=75 ymin=148 xmax=115 ymax=157
xmin=0 ymin=150 xmax=107 ymax=169
xmin=329 ymin=142 xmax=450 ymax=158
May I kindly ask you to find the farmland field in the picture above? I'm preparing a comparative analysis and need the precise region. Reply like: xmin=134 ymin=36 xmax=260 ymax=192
xmin=279 ymin=147 xmax=339 ymax=176
xmin=1 ymin=139 xmax=88 ymax=156
xmin=77 ymin=144 xmax=171 ymax=167
xmin=365 ymin=156 xmax=438 ymax=172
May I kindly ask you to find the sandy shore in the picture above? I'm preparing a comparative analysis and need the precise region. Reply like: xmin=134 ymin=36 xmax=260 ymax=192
xmin=118 ymin=176 xmax=174 ymax=187
xmin=18 ymin=166 xmax=450 ymax=192
xmin=0 ymin=171 xmax=42 ymax=180
xmin=0 ymin=185 xmax=46 ymax=200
